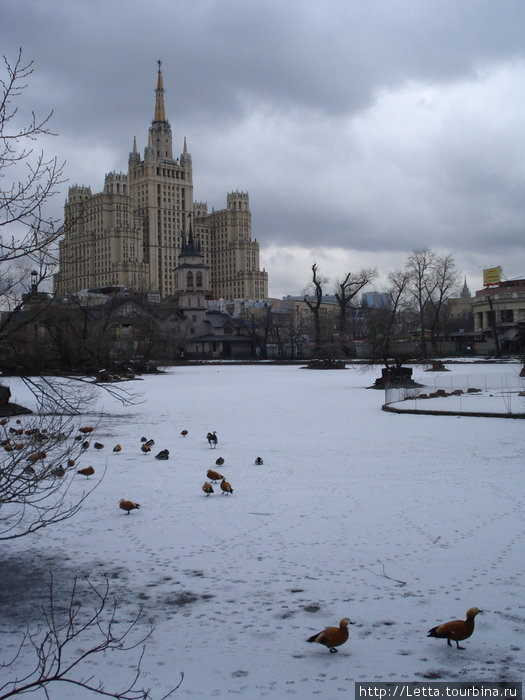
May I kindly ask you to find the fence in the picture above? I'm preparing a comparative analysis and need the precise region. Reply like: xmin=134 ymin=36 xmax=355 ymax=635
xmin=384 ymin=372 xmax=525 ymax=416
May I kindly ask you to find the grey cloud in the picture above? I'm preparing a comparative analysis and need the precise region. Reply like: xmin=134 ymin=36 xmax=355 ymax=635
xmin=2 ymin=0 xmax=525 ymax=294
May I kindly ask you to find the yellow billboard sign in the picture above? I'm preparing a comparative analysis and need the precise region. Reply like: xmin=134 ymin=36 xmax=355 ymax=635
xmin=483 ymin=267 xmax=501 ymax=287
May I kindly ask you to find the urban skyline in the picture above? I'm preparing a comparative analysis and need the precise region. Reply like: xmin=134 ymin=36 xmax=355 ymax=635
xmin=3 ymin=0 xmax=525 ymax=297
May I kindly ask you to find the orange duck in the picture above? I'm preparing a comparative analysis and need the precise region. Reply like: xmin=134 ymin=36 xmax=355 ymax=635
xmin=207 ymin=469 xmax=223 ymax=483
xmin=77 ymin=466 xmax=95 ymax=478
xmin=202 ymin=481 xmax=214 ymax=496
xmin=427 ymin=607 xmax=482 ymax=649
xmin=220 ymin=478 xmax=234 ymax=495
xmin=119 ymin=499 xmax=140 ymax=514
xmin=307 ymin=617 xmax=353 ymax=653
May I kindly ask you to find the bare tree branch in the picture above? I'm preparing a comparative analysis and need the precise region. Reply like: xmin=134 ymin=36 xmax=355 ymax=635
xmin=0 ymin=575 xmax=183 ymax=698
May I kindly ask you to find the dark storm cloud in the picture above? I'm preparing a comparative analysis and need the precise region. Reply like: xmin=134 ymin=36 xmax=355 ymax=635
xmin=2 ymin=0 xmax=525 ymax=295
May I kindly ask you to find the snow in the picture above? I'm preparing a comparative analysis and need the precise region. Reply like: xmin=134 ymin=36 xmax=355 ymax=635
xmin=1 ymin=362 xmax=524 ymax=698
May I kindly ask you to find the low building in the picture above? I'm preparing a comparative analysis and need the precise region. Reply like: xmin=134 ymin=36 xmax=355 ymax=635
xmin=471 ymin=278 xmax=525 ymax=354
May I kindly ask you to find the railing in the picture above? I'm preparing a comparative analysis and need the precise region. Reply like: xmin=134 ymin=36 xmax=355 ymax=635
xmin=384 ymin=372 xmax=525 ymax=416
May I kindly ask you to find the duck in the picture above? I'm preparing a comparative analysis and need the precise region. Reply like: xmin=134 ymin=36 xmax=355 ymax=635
xmin=67 ymin=458 xmax=75 ymax=467
xmin=113 ymin=444 xmax=122 ymax=453
xmin=207 ymin=469 xmax=223 ymax=483
xmin=79 ymin=426 xmax=94 ymax=434
xmin=220 ymin=478 xmax=234 ymax=495
xmin=215 ymin=456 xmax=225 ymax=466
xmin=52 ymin=466 xmax=66 ymax=477
xmin=202 ymin=481 xmax=214 ymax=496
xmin=307 ymin=617 xmax=353 ymax=653
xmin=141 ymin=443 xmax=151 ymax=454
xmin=255 ymin=457 xmax=264 ymax=465
xmin=94 ymin=442 xmax=104 ymax=450
xmin=119 ymin=499 xmax=140 ymax=514
xmin=207 ymin=431 xmax=218 ymax=448
xmin=427 ymin=607 xmax=482 ymax=649
xmin=155 ymin=449 xmax=169 ymax=460
xmin=77 ymin=466 xmax=95 ymax=478
xmin=180 ymin=430 xmax=188 ymax=437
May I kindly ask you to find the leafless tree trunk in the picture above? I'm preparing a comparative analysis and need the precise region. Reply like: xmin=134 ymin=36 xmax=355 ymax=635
xmin=427 ymin=253 xmax=460 ymax=353
xmin=334 ymin=268 xmax=377 ymax=339
xmin=0 ymin=575 xmax=182 ymax=699
xmin=367 ymin=269 xmax=411 ymax=368
xmin=304 ymin=263 xmax=326 ymax=353
xmin=406 ymin=248 xmax=437 ymax=357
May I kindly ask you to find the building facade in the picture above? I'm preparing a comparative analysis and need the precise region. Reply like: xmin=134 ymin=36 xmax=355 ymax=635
xmin=54 ymin=62 xmax=268 ymax=302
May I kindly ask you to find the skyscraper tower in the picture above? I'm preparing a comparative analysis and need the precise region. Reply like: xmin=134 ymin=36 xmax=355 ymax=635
xmin=54 ymin=62 xmax=268 ymax=301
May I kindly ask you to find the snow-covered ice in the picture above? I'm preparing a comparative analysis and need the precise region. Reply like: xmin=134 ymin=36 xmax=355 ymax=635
xmin=1 ymin=362 xmax=524 ymax=698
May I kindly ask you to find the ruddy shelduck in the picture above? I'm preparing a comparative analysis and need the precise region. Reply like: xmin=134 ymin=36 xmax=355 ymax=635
xmin=113 ymin=444 xmax=122 ymax=453
xmin=180 ymin=430 xmax=188 ymax=437
xmin=119 ymin=499 xmax=140 ymax=514
xmin=202 ymin=481 xmax=214 ymax=496
xmin=77 ymin=466 xmax=95 ymax=478
xmin=207 ymin=469 xmax=223 ymax=483
xmin=220 ymin=478 xmax=234 ymax=495
xmin=427 ymin=607 xmax=482 ymax=649
xmin=307 ymin=617 xmax=353 ymax=653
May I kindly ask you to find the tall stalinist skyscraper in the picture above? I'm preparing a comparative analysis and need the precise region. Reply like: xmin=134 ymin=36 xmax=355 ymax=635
xmin=54 ymin=62 xmax=268 ymax=301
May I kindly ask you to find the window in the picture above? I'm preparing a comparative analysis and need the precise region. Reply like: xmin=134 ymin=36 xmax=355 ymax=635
xmin=187 ymin=271 xmax=193 ymax=287
xmin=196 ymin=271 xmax=203 ymax=287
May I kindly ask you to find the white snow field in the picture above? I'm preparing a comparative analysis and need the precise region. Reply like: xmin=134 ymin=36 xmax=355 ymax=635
xmin=1 ymin=362 xmax=524 ymax=698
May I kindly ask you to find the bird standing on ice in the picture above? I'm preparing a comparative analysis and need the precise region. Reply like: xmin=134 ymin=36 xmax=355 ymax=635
xmin=119 ymin=499 xmax=141 ymax=514
xmin=77 ymin=466 xmax=95 ymax=478
xmin=202 ymin=481 xmax=214 ymax=496
xmin=207 ymin=431 xmax=218 ymax=448
xmin=220 ymin=478 xmax=234 ymax=495
xmin=307 ymin=617 xmax=353 ymax=653
xmin=427 ymin=607 xmax=482 ymax=649
xmin=207 ymin=469 xmax=223 ymax=483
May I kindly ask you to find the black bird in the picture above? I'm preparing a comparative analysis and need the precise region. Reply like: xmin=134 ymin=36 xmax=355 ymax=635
xmin=207 ymin=431 xmax=218 ymax=448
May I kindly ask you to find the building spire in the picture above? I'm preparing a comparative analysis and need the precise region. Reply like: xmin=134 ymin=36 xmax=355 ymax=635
xmin=154 ymin=59 xmax=166 ymax=122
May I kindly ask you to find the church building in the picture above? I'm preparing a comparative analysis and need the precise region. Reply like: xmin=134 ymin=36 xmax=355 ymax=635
xmin=54 ymin=62 xmax=268 ymax=302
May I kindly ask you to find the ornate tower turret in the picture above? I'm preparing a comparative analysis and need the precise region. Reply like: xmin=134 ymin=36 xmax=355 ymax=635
xmin=150 ymin=60 xmax=173 ymax=161
xmin=128 ymin=135 xmax=140 ymax=167
xmin=174 ymin=223 xmax=209 ymax=310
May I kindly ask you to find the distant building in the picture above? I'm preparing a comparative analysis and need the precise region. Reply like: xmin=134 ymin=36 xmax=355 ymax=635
xmin=471 ymin=277 xmax=525 ymax=353
xmin=448 ymin=278 xmax=473 ymax=327
xmin=54 ymin=62 xmax=268 ymax=303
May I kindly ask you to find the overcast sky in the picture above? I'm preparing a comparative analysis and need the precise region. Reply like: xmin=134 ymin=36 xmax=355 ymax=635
xmin=3 ymin=0 xmax=525 ymax=297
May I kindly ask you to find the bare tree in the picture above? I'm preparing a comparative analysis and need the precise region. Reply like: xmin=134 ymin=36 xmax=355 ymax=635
xmin=334 ymin=268 xmax=377 ymax=340
xmin=405 ymin=248 xmax=437 ymax=357
xmin=0 ymin=575 xmax=182 ymax=699
xmin=366 ymin=269 xmax=411 ymax=368
xmin=1 ymin=48 xmax=65 ymax=306
xmin=427 ymin=253 xmax=460 ymax=354
xmin=304 ymin=263 xmax=327 ymax=353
